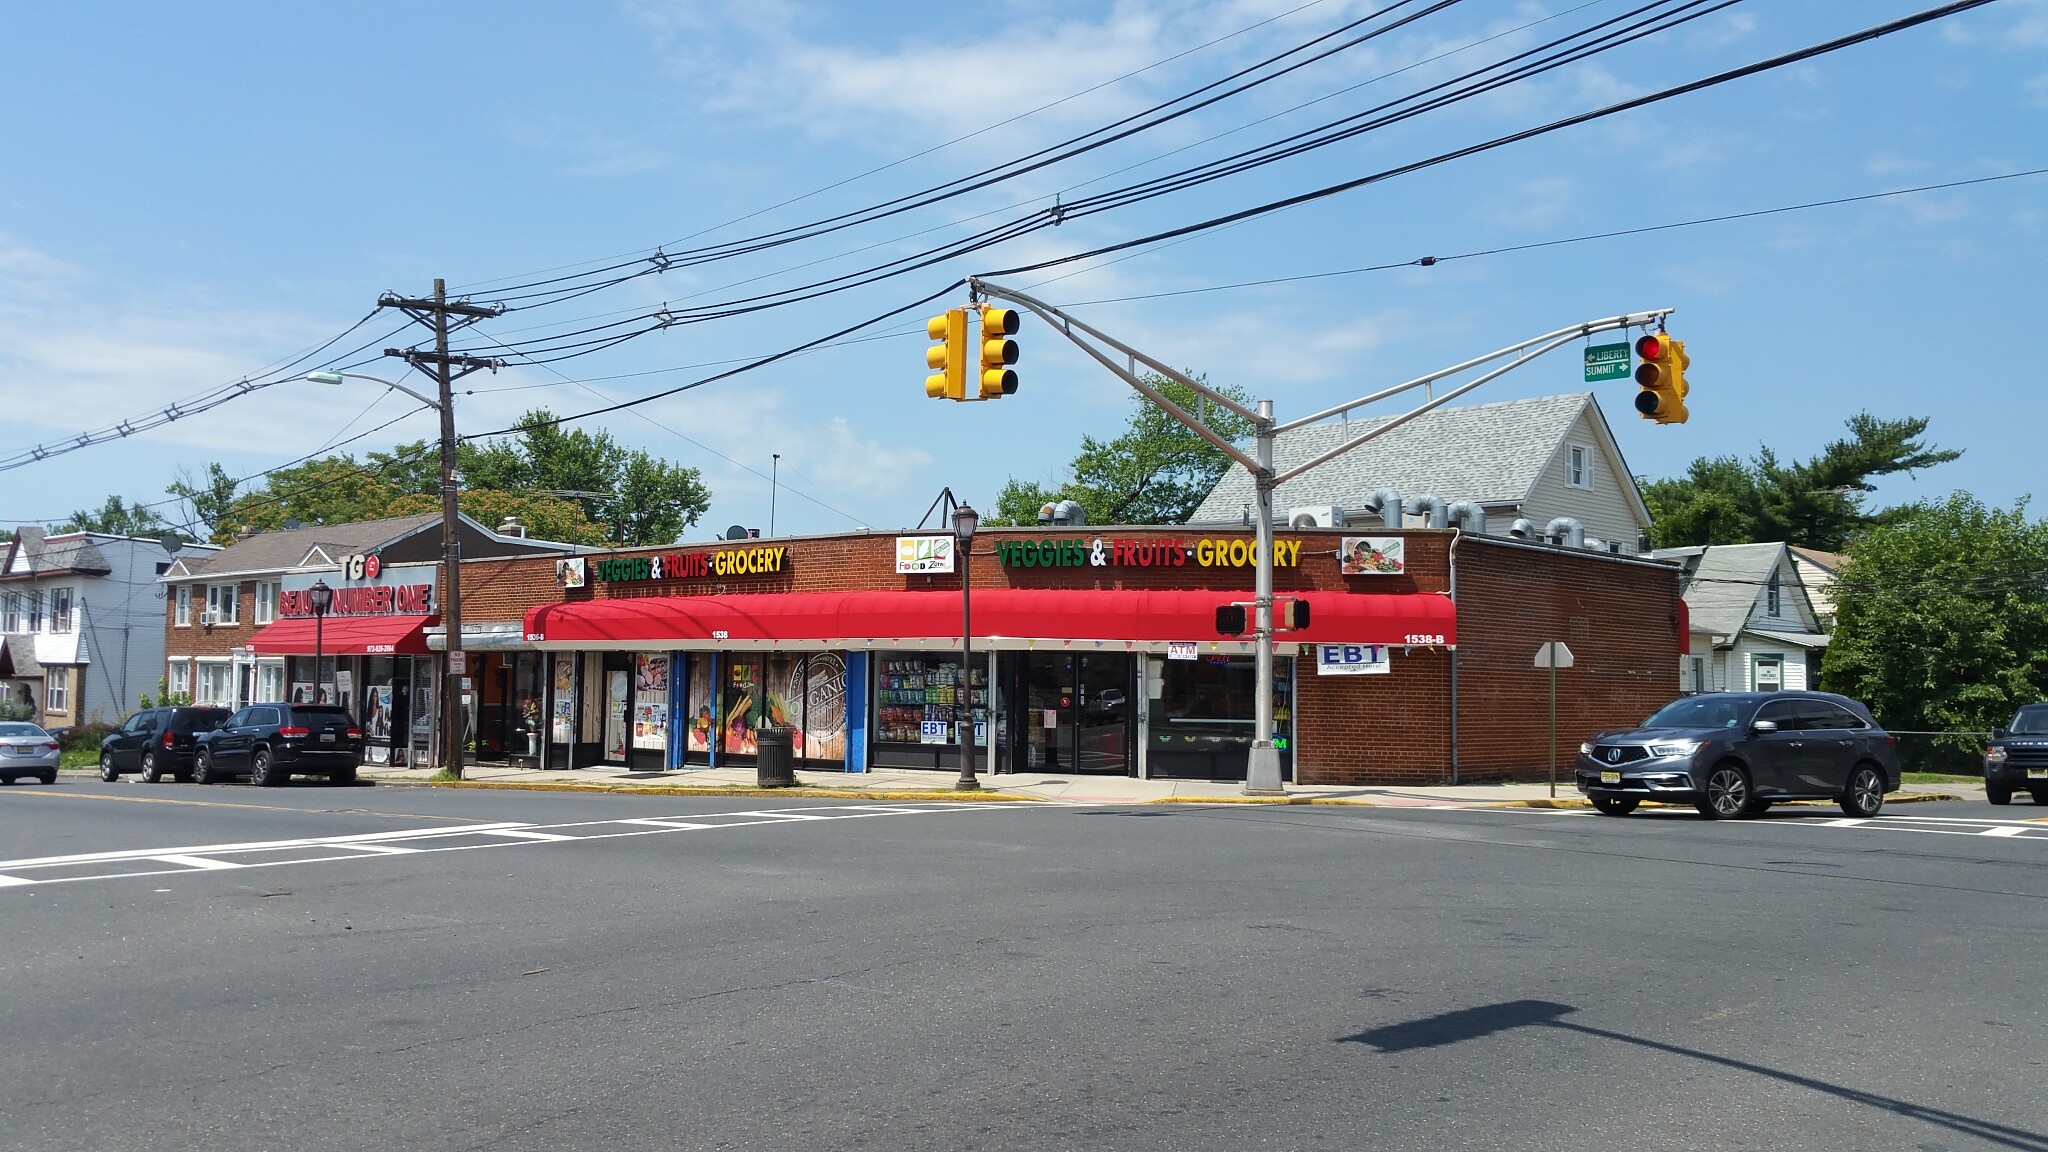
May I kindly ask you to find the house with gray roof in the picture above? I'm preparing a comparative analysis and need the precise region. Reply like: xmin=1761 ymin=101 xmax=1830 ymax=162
xmin=0 ymin=527 xmax=221 ymax=727
xmin=1189 ymin=393 xmax=1654 ymax=553
xmin=1652 ymin=541 xmax=1829 ymax=695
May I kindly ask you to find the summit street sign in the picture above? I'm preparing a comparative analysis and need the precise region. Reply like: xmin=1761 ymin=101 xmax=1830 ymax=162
xmin=1584 ymin=343 xmax=1630 ymax=382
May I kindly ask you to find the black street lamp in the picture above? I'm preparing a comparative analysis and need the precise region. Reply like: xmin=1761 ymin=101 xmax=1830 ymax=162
xmin=951 ymin=502 xmax=980 ymax=792
xmin=309 ymin=579 xmax=333 ymax=705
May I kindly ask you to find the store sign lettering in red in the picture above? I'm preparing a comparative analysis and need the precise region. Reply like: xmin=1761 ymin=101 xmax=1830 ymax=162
xmin=280 ymin=584 xmax=434 ymax=618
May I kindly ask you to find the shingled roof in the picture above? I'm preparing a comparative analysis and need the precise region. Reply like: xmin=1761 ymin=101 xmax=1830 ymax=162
xmin=171 ymin=514 xmax=441 ymax=578
xmin=1191 ymin=393 xmax=1636 ymax=523
xmin=3 ymin=528 xmax=112 ymax=578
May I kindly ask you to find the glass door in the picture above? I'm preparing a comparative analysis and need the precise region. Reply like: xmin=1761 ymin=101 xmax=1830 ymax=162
xmin=1076 ymin=654 xmax=1132 ymax=776
xmin=1016 ymin=653 xmax=1131 ymax=775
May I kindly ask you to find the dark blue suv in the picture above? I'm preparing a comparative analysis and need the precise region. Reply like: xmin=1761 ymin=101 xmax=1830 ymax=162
xmin=192 ymin=703 xmax=363 ymax=787
xmin=1983 ymin=703 xmax=2048 ymax=806
xmin=1577 ymin=692 xmax=1902 ymax=820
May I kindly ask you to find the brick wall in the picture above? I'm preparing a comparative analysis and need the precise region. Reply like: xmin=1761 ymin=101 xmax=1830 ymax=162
xmin=164 ymin=580 xmax=257 ymax=661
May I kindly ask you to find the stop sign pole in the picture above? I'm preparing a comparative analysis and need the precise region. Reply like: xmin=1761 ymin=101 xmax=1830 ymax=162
xmin=1534 ymin=642 xmax=1576 ymax=797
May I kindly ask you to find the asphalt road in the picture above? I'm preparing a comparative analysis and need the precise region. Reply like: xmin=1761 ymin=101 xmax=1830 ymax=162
xmin=3 ymin=779 xmax=2045 ymax=1151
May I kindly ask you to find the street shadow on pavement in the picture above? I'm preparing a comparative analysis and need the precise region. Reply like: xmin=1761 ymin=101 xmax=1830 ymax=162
xmin=1342 ymin=999 xmax=2048 ymax=1150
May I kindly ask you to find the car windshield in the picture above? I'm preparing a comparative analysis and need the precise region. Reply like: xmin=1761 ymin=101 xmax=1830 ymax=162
xmin=292 ymin=706 xmax=353 ymax=719
xmin=1642 ymin=696 xmax=1752 ymax=730
xmin=0 ymin=722 xmax=46 ymax=738
xmin=2010 ymin=706 xmax=2048 ymax=735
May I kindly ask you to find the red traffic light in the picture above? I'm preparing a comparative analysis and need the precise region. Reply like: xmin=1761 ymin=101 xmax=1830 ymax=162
xmin=1636 ymin=333 xmax=1666 ymax=360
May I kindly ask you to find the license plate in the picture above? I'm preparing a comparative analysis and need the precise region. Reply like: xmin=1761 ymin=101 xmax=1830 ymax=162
xmin=1599 ymin=770 xmax=1622 ymax=785
xmin=2030 ymin=768 xmax=2047 ymax=779
xmin=320 ymin=732 xmax=336 ymax=743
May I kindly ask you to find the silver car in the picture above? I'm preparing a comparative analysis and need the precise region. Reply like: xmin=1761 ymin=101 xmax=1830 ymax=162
xmin=0 ymin=721 xmax=61 ymax=785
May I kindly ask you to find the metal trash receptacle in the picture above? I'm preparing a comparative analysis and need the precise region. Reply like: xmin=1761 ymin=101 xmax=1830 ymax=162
xmin=756 ymin=727 xmax=797 ymax=787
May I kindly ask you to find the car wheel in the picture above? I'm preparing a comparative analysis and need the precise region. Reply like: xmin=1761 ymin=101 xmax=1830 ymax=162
xmin=139 ymin=751 xmax=164 ymax=784
xmin=329 ymin=764 xmax=357 ymax=787
xmin=0 ymin=774 xmax=12 ymax=785
xmin=1697 ymin=764 xmax=1751 ymax=820
xmin=38 ymin=771 xmax=55 ymax=785
xmin=99 ymin=752 xmax=119 ymax=782
xmin=2032 ymin=788 xmax=2048 ymax=807
xmin=1589 ymin=794 xmax=1638 ymax=816
xmin=192 ymin=750 xmax=218 ymax=786
xmin=251 ymin=747 xmax=287 ymax=788
xmin=1840 ymin=764 xmax=1886 ymax=817
xmin=1986 ymin=782 xmax=2011 ymax=806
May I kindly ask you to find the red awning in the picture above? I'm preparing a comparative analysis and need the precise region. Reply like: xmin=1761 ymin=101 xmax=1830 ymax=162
xmin=524 ymin=589 xmax=1454 ymax=648
xmin=245 ymin=615 xmax=435 ymax=656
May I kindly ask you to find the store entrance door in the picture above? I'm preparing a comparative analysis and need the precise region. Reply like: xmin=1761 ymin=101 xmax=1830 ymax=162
xmin=1016 ymin=652 xmax=1133 ymax=776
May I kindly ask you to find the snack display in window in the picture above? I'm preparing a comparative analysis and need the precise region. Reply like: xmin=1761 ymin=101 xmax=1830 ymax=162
xmin=874 ymin=657 xmax=988 ymax=744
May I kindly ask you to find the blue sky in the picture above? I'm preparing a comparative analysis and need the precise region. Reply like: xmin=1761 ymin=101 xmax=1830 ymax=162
xmin=1 ymin=0 xmax=2043 ymax=539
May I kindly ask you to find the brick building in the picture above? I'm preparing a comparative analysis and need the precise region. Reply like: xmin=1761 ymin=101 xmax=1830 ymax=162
xmin=444 ymin=525 xmax=1682 ymax=786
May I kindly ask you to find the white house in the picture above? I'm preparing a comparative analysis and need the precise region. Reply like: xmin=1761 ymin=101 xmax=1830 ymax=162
xmin=1190 ymin=393 xmax=1654 ymax=553
xmin=0 ymin=528 xmax=220 ymax=727
xmin=1653 ymin=542 xmax=1830 ymax=695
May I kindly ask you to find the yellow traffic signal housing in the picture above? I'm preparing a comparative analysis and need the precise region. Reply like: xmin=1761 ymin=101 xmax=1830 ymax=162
xmin=925 ymin=309 xmax=967 ymax=400
xmin=1634 ymin=332 xmax=1691 ymax=424
xmin=978 ymin=306 xmax=1020 ymax=398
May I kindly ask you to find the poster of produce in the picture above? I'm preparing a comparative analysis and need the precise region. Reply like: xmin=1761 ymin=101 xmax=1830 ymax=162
xmin=686 ymin=656 xmax=714 ymax=754
xmin=636 ymin=653 xmax=669 ymax=694
xmin=632 ymin=702 xmax=668 ymax=751
xmin=1339 ymin=536 xmax=1406 ymax=576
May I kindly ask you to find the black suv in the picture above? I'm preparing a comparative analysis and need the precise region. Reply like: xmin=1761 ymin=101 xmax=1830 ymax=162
xmin=1983 ymin=703 xmax=2048 ymax=806
xmin=1576 ymin=692 xmax=1902 ymax=819
xmin=192 ymin=703 xmax=363 ymax=787
xmin=99 ymin=706 xmax=233 ymax=782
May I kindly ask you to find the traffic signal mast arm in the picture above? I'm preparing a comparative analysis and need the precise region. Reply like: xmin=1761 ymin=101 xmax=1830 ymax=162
xmin=967 ymin=276 xmax=1679 ymax=796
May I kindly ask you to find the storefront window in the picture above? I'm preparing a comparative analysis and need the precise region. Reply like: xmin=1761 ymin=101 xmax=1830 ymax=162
xmin=632 ymin=654 xmax=669 ymax=755
xmin=1147 ymin=655 xmax=1293 ymax=780
xmin=722 ymin=657 xmax=761 ymax=756
xmin=685 ymin=655 xmax=715 ymax=757
xmin=794 ymin=653 xmax=848 ymax=761
xmin=873 ymin=655 xmax=985 ymax=746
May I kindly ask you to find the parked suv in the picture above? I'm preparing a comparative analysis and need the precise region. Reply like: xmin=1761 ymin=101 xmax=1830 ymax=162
xmin=99 ymin=707 xmax=232 ymax=782
xmin=1576 ymin=692 xmax=1902 ymax=819
xmin=192 ymin=703 xmax=363 ymax=787
xmin=1983 ymin=703 xmax=2048 ymax=806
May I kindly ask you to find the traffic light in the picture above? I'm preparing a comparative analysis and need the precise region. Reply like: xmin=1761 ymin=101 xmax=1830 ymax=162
xmin=1278 ymin=598 xmax=1310 ymax=631
xmin=925 ymin=308 xmax=967 ymax=400
xmin=978 ymin=306 xmax=1020 ymax=398
xmin=1215 ymin=604 xmax=1247 ymax=636
xmin=1633 ymin=332 xmax=1690 ymax=424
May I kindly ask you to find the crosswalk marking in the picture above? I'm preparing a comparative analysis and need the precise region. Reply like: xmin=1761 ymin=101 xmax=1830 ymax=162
xmin=0 ymin=803 xmax=1012 ymax=890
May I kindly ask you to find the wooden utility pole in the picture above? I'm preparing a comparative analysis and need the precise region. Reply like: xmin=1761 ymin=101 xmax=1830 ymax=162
xmin=380 ymin=280 xmax=502 ymax=779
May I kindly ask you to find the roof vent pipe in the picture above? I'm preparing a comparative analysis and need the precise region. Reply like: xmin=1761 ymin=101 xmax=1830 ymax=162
xmin=497 ymin=515 xmax=527 ymax=538
xmin=1508 ymin=517 xmax=1539 ymax=540
xmin=1404 ymin=494 xmax=1450 ymax=530
xmin=1544 ymin=517 xmax=1585 ymax=548
xmin=1446 ymin=501 xmax=1488 ymax=535
xmin=1361 ymin=488 xmax=1403 ymax=530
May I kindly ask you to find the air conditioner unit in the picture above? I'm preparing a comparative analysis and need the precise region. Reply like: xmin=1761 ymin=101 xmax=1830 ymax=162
xmin=1287 ymin=505 xmax=1345 ymax=529
xmin=200 ymin=609 xmax=219 ymax=626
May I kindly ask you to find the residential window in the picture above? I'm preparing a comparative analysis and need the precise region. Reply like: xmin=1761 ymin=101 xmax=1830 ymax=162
xmin=2 ymin=591 xmax=17 ymax=633
xmin=1766 ymin=575 xmax=1782 ymax=617
xmin=206 ymin=583 xmax=239 ymax=626
xmin=48 ymin=587 xmax=73 ymax=633
xmin=26 ymin=590 xmax=42 ymax=632
xmin=44 ymin=669 xmax=67 ymax=714
xmin=1565 ymin=443 xmax=1592 ymax=490
xmin=255 ymin=581 xmax=279 ymax=625
xmin=257 ymin=660 xmax=285 ymax=703
xmin=175 ymin=584 xmax=192 ymax=628
xmin=168 ymin=659 xmax=191 ymax=700
xmin=196 ymin=661 xmax=234 ymax=705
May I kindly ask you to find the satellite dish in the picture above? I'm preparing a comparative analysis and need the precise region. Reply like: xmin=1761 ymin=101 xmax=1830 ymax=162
xmin=283 ymin=518 xmax=306 ymax=530
xmin=158 ymin=533 xmax=183 ymax=557
xmin=724 ymin=524 xmax=749 ymax=541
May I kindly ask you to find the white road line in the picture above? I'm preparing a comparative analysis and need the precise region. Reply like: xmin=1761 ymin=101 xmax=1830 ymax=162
xmin=478 ymin=829 xmax=577 ymax=842
xmin=0 ymin=822 xmax=535 ymax=870
xmin=1820 ymin=818 xmax=1868 ymax=827
xmin=153 ymin=854 xmax=245 ymax=870
xmin=1978 ymin=825 xmax=2027 ymax=837
xmin=616 ymin=818 xmax=718 ymax=830
xmin=0 ymin=874 xmax=32 ymax=887
xmin=334 ymin=842 xmax=424 ymax=855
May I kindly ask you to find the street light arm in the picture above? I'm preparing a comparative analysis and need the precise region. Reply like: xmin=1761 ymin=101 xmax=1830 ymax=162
xmin=305 ymin=370 xmax=445 ymax=412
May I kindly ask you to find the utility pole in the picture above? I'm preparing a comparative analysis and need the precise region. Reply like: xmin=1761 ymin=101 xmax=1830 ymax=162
xmin=380 ymin=279 xmax=502 ymax=779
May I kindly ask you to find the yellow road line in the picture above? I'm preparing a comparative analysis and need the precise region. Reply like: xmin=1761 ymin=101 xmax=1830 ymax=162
xmin=1 ymin=789 xmax=483 ymax=821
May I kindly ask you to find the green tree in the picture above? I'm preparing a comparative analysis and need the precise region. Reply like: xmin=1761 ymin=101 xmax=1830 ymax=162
xmin=167 ymin=463 xmax=240 ymax=541
xmin=58 ymin=495 xmax=175 ymax=539
xmin=1822 ymin=494 xmax=2048 ymax=747
xmin=1640 ymin=413 xmax=1960 ymax=551
xmin=985 ymin=374 xmax=1255 ymax=526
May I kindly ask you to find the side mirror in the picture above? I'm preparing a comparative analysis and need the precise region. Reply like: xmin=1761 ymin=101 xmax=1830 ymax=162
xmin=1751 ymin=719 xmax=1779 ymax=734
xmin=1992 ymin=728 xmax=2009 ymax=740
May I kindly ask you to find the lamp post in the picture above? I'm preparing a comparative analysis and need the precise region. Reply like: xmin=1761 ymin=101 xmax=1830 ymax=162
xmin=306 ymin=369 xmax=465 ymax=777
xmin=951 ymin=502 xmax=980 ymax=792
xmin=309 ymin=579 xmax=333 ymax=705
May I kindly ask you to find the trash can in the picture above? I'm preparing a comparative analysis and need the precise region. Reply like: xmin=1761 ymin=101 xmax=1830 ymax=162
xmin=756 ymin=726 xmax=797 ymax=788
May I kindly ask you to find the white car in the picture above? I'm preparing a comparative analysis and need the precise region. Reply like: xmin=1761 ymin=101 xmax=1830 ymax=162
xmin=0 ymin=721 xmax=61 ymax=785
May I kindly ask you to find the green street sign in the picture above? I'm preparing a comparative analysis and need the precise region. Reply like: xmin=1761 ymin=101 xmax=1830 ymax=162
xmin=1584 ymin=342 xmax=1630 ymax=382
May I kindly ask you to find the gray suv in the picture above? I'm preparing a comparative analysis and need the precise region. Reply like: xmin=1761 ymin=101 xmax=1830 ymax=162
xmin=1576 ymin=692 xmax=1901 ymax=819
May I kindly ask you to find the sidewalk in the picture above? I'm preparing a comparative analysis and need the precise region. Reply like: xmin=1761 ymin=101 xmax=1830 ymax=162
xmin=360 ymin=761 xmax=1975 ymax=808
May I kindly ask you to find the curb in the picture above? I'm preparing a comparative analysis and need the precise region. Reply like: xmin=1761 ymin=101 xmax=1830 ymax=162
xmin=1148 ymin=795 xmax=1394 ymax=806
xmin=362 ymin=777 xmax=1037 ymax=802
xmin=1489 ymin=791 xmax=1966 ymax=810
